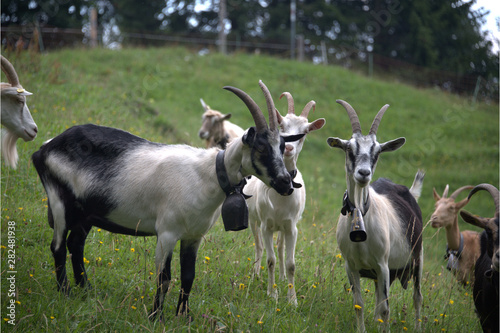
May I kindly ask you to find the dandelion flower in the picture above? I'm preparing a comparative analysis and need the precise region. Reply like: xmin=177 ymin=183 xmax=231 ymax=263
xmin=130 ymin=248 xmax=135 ymax=252
xmin=288 ymin=283 xmax=293 ymax=289
xmin=15 ymin=301 xmax=20 ymax=305
xmin=239 ymin=283 xmax=246 ymax=290
xmin=276 ymin=308 xmax=280 ymax=312
xmin=377 ymin=319 xmax=384 ymax=323
xmin=336 ymin=254 xmax=342 ymax=259
xmin=50 ymin=316 xmax=55 ymax=320
xmin=205 ymin=256 xmax=210 ymax=261
xmin=131 ymin=306 xmax=137 ymax=310
xmin=354 ymin=305 xmax=362 ymax=310
xmin=449 ymin=300 xmax=454 ymax=305
xmin=273 ymin=284 xmax=277 ymax=289
xmin=257 ymin=321 xmax=263 ymax=325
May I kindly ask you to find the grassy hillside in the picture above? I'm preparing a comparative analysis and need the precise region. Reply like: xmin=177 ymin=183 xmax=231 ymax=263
xmin=1 ymin=47 xmax=498 ymax=332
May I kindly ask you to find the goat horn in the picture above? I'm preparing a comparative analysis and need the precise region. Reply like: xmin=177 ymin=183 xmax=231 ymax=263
xmin=442 ymin=184 xmax=450 ymax=198
xmin=336 ymin=100 xmax=362 ymax=134
xmin=468 ymin=183 xmax=500 ymax=216
xmin=449 ymin=185 xmax=474 ymax=200
xmin=200 ymin=98 xmax=210 ymax=111
xmin=300 ymin=100 xmax=316 ymax=118
xmin=224 ymin=85 xmax=268 ymax=132
xmin=1 ymin=56 xmax=20 ymax=87
xmin=279 ymin=92 xmax=295 ymax=115
xmin=259 ymin=80 xmax=278 ymax=132
xmin=369 ymin=104 xmax=390 ymax=135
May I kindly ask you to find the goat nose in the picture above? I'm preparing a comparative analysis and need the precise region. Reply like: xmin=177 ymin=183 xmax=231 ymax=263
xmin=285 ymin=144 xmax=293 ymax=152
xmin=358 ymin=169 xmax=370 ymax=177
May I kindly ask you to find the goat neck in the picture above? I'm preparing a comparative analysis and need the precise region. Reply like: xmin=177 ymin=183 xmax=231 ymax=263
xmin=346 ymin=170 xmax=371 ymax=216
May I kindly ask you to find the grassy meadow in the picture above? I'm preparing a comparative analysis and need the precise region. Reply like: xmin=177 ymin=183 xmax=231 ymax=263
xmin=1 ymin=47 xmax=498 ymax=332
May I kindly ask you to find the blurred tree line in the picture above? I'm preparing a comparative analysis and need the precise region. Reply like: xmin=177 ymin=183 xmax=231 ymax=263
xmin=2 ymin=0 xmax=498 ymax=97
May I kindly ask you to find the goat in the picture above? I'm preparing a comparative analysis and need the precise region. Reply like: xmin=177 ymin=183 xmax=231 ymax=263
xmin=1 ymin=55 xmax=38 ymax=168
xmin=247 ymin=92 xmax=325 ymax=305
xmin=31 ymin=80 xmax=305 ymax=320
xmin=430 ymin=185 xmax=480 ymax=286
xmin=198 ymin=98 xmax=245 ymax=149
xmin=327 ymin=100 xmax=424 ymax=332
xmin=460 ymin=184 xmax=499 ymax=333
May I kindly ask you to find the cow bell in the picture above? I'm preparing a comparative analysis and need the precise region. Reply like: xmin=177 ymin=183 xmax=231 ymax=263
xmin=349 ymin=208 xmax=367 ymax=242
xmin=221 ymin=191 xmax=249 ymax=231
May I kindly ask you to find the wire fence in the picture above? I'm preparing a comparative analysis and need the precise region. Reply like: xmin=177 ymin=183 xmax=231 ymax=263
xmin=1 ymin=25 xmax=497 ymax=104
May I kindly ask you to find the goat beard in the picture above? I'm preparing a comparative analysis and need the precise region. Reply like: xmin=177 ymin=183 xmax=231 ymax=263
xmin=2 ymin=129 xmax=19 ymax=168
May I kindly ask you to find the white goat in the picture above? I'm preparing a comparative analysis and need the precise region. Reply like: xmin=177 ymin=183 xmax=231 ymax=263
xmin=32 ymin=81 xmax=305 ymax=320
xmin=327 ymin=100 xmax=424 ymax=332
xmin=430 ymin=185 xmax=480 ymax=286
xmin=247 ymin=92 xmax=325 ymax=305
xmin=1 ymin=55 xmax=38 ymax=168
xmin=198 ymin=98 xmax=244 ymax=149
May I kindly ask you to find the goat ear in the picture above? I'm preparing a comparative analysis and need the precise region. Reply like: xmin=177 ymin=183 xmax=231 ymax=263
xmin=222 ymin=113 xmax=232 ymax=121
xmin=283 ymin=133 xmax=305 ymax=142
xmin=380 ymin=137 xmax=405 ymax=153
xmin=242 ymin=127 xmax=256 ymax=146
xmin=1 ymin=87 xmax=32 ymax=97
xmin=327 ymin=137 xmax=347 ymax=150
xmin=456 ymin=197 xmax=469 ymax=210
xmin=460 ymin=210 xmax=489 ymax=230
xmin=308 ymin=118 xmax=326 ymax=133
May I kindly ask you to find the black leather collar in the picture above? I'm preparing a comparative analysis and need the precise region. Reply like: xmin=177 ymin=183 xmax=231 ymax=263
xmin=341 ymin=190 xmax=370 ymax=216
xmin=445 ymin=233 xmax=464 ymax=260
xmin=216 ymin=150 xmax=251 ymax=198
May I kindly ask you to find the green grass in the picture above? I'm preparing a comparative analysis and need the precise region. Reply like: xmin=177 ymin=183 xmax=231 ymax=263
xmin=1 ymin=47 xmax=498 ymax=332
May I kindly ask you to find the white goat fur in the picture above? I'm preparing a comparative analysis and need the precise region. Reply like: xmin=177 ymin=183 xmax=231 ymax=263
xmin=1 ymin=56 xmax=38 ymax=168
xmin=247 ymin=93 xmax=325 ymax=305
xmin=32 ymin=81 xmax=303 ymax=319
xmin=198 ymin=98 xmax=244 ymax=148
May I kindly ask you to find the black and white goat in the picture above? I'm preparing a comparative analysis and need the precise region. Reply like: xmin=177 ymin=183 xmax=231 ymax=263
xmin=460 ymin=184 xmax=499 ymax=333
xmin=1 ymin=55 xmax=38 ymax=168
xmin=198 ymin=98 xmax=244 ymax=149
xmin=327 ymin=100 xmax=424 ymax=332
xmin=32 ymin=81 xmax=305 ymax=320
xmin=247 ymin=92 xmax=325 ymax=305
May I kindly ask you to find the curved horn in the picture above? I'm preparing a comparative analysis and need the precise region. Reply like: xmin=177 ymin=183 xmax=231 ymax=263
xmin=224 ymin=85 xmax=268 ymax=132
xmin=449 ymin=185 xmax=474 ymax=200
xmin=468 ymin=183 xmax=500 ymax=216
xmin=1 ymin=56 xmax=20 ymax=87
xmin=336 ymin=100 xmax=361 ymax=134
xmin=259 ymin=80 xmax=278 ymax=132
xmin=369 ymin=104 xmax=390 ymax=135
xmin=300 ymin=100 xmax=316 ymax=118
xmin=279 ymin=92 xmax=295 ymax=115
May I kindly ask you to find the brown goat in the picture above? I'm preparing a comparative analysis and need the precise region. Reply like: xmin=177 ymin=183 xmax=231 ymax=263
xmin=430 ymin=185 xmax=480 ymax=285
xmin=198 ymin=98 xmax=244 ymax=149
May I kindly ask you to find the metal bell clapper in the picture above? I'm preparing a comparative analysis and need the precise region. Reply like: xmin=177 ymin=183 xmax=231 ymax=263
xmin=349 ymin=208 xmax=367 ymax=242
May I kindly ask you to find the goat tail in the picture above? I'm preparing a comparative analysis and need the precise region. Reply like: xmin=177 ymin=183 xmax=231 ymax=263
xmin=410 ymin=170 xmax=425 ymax=202
xmin=1 ymin=129 xmax=19 ymax=169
